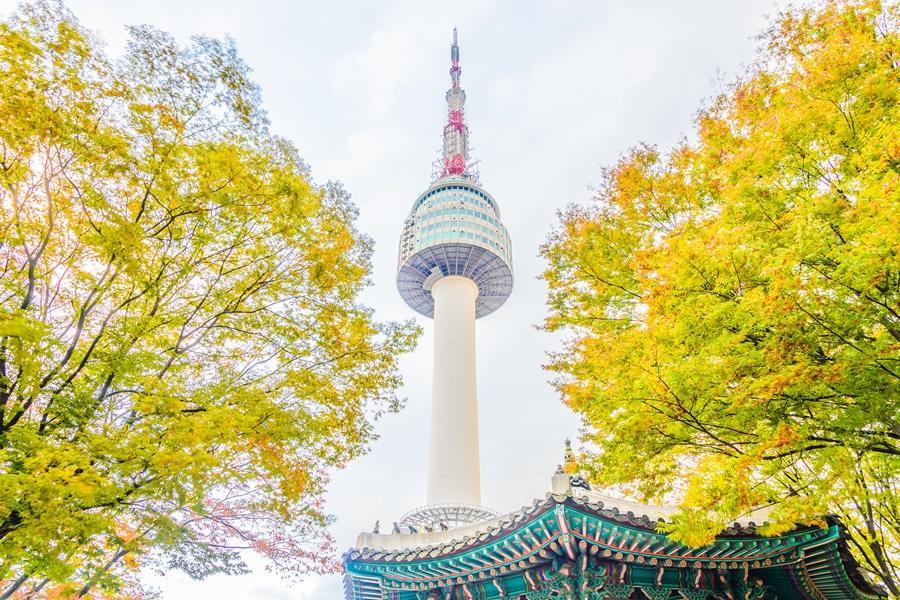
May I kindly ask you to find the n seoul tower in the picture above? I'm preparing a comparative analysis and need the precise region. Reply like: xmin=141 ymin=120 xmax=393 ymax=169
xmin=397 ymin=29 xmax=513 ymax=529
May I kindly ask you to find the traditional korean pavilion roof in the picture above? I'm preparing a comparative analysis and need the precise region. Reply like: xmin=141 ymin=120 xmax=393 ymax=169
xmin=343 ymin=471 xmax=883 ymax=600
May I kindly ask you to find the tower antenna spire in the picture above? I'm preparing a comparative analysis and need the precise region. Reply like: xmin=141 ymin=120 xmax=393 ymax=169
xmin=451 ymin=27 xmax=459 ymax=86
xmin=441 ymin=28 xmax=472 ymax=180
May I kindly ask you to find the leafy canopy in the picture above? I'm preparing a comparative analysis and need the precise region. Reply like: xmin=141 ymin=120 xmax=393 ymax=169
xmin=542 ymin=0 xmax=898 ymax=594
xmin=0 ymin=1 xmax=418 ymax=596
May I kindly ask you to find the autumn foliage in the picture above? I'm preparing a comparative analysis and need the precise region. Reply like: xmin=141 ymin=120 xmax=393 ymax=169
xmin=0 ymin=1 xmax=418 ymax=596
xmin=542 ymin=0 xmax=898 ymax=594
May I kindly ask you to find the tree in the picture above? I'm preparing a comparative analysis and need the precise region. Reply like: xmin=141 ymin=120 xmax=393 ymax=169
xmin=541 ymin=0 xmax=898 ymax=594
xmin=0 ymin=1 xmax=418 ymax=596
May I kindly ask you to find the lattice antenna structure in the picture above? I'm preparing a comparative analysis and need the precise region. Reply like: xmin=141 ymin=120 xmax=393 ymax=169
xmin=436 ymin=27 xmax=479 ymax=184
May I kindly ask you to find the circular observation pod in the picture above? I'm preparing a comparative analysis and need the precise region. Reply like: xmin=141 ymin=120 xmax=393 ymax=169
xmin=397 ymin=178 xmax=513 ymax=319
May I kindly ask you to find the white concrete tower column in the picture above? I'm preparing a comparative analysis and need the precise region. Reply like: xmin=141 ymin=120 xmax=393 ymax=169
xmin=427 ymin=275 xmax=480 ymax=506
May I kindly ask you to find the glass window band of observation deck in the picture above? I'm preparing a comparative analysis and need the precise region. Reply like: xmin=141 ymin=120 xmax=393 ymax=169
xmin=398 ymin=215 xmax=512 ymax=268
xmin=417 ymin=218 xmax=500 ymax=238
xmin=416 ymin=206 xmax=500 ymax=227
xmin=414 ymin=195 xmax=496 ymax=220
xmin=421 ymin=229 xmax=502 ymax=251
xmin=410 ymin=181 xmax=502 ymax=219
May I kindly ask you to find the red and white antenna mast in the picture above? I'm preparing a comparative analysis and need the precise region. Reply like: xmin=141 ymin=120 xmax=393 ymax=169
xmin=438 ymin=28 xmax=476 ymax=181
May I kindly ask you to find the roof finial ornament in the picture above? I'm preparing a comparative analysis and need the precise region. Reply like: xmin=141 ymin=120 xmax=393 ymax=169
xmin=564 ymin=438 xmax=591 ymax=491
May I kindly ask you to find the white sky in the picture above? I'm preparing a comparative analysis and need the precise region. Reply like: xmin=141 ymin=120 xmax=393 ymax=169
xmin=2 ymin=0 xmax=789 ymax=597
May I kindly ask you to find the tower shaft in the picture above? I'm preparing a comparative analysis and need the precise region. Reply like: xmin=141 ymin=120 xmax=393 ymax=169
xmin=395 ymin=29 xmax=512 ymax=530
xmin=428 ymin=276 xmax=480 ymax=506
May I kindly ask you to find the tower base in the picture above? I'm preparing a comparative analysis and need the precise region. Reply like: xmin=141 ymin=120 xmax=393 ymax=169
xmin=399 ymin=503 xmax=498 ymax=533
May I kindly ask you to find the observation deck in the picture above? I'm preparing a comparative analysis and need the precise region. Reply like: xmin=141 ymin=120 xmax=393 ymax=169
xmin=396 ymin=176 xmax=513 ymax=319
